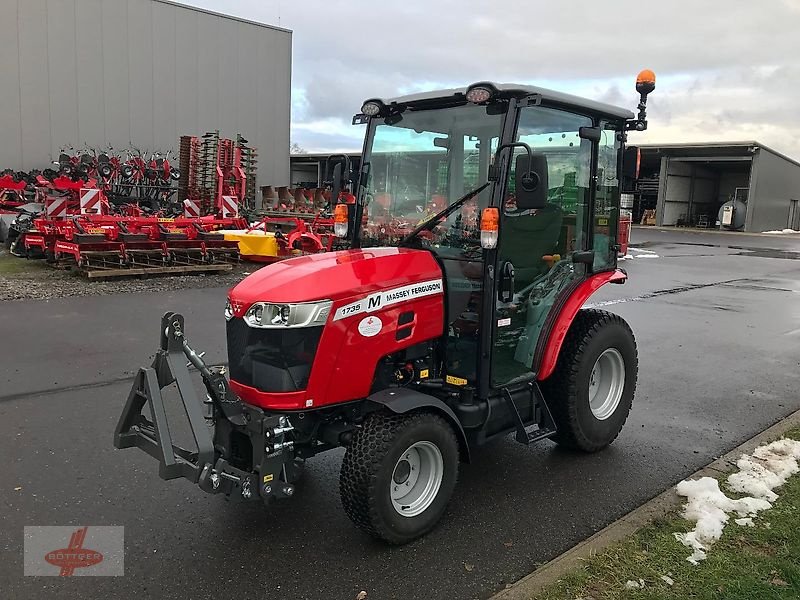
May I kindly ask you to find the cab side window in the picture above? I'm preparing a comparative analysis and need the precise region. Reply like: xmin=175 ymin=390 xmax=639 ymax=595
xmin=593 ymin=124 xmax=621 ymax=270
xmin=505 ymin=107 xmax=594 ymax=287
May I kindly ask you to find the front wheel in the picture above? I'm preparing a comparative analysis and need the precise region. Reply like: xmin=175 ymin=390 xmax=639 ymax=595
xmin=541 ymin=309 xmax=637 ymax=452
xmin=339 ymin=412 xmax=459 ymax=544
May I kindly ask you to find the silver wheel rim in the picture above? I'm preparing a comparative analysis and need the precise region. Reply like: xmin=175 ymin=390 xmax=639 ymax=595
xmin=390 ymin=441 xmax=444 ymax=518
xmin=588 ymin=348 xmax=626 ymax=420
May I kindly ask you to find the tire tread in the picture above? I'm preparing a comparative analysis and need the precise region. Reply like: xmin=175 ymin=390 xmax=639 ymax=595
xmin=542 ymin=308 xmax=637 ymax=451
xmin=339 ymin=411 xmax=458 ymax=543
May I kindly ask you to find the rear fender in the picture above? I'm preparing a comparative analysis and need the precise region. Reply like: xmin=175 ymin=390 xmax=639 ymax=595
xmin=367 ymin=388 xmax=470 ymax=462
xmin=536 ymin=269 xmax=627 ymax=381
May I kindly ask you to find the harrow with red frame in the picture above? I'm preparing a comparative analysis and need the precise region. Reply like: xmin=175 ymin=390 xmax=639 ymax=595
xmin=25 ymin=214 xmax=246 ymax=278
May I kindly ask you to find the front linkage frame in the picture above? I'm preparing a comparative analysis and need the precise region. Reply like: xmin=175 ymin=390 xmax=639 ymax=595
xmin=113 ymin=312 xmax=300 ymax=501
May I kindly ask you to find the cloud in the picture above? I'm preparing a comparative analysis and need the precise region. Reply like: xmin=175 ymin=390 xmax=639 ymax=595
xmin=181 ymin=0 xmax=800 ymax=158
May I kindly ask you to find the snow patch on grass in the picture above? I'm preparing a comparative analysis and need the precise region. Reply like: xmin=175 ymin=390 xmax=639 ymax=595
xmin=624 ymin=579 xmax=645 ymax=589
xmin=761 ymin=228 xmax=800 ymax=234
xmin=674 ymin=438 xmax=800 ymax=564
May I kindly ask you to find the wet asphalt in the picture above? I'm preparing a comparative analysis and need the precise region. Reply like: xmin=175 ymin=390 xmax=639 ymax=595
xmin=2 ymin=227 xmax=799 ymax=599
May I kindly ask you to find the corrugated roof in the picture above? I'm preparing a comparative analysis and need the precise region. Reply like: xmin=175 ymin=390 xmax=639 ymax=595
xmin=639 ymin=141 xmax=800 ymax=169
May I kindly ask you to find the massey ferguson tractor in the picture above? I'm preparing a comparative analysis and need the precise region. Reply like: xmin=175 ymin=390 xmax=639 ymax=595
xmin=115 ymin=71 xmax=656 ymax=544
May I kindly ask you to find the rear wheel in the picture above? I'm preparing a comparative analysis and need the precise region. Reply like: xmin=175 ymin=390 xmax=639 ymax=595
xmin=541 ymin=309 xmax=637 ymax=452
xmin=339 ymin=412 xmax=459 ymax=544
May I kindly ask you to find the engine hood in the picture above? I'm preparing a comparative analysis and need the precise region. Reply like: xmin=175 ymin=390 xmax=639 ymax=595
xmin=229 ymin=247 xmax=443 ymax=307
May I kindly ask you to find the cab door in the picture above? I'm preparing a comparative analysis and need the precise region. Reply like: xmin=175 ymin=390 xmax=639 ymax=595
xmin=490 ymin=105 xmax=595 ymax=387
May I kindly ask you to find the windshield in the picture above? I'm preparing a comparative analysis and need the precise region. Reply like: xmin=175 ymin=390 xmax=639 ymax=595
xmin=359 ymin=103 xmax=504 ymax=257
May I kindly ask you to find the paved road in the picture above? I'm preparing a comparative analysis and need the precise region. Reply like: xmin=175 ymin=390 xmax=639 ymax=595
xmin=3 ymin=228 xmax=799 ymax=599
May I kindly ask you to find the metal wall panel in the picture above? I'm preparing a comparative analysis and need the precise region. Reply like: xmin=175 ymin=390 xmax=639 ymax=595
xmin=1 ymin=0 xmax=291 ymax=189
xmin=75 ymin=0 xmax=106 ymax=147
xmin=195 ymin=11 xmax=220 ymax=137
xmin=748 ymin=148 xmax=800 ymax=232
xmin=152 ymin=1 xmax=178 ymax=149
xmin=17 ymin=0 xmax=51 ymax=166
xmin=174 ymin=6 xmax=199 ymax=136
xmin=217 ymin=18 xmax=239 ymax=137
xmin=127 ymin=0 xmax=155 ymax=150
xmin=102 ymin=1 xmax=131 ymax=149
xmin=46 ymin=0 xmax=79 ymax=153
xmin=0 ymin=0 xmax=22 ymax=164
xmin=236 ymin=23 xmax=259 ymax=146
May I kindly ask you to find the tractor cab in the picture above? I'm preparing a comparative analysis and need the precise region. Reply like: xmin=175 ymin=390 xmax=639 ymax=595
xmin=332 ymin=80 xmax=648 ymax=397
xmin=115 ymin=71 xmax=656 ymax=545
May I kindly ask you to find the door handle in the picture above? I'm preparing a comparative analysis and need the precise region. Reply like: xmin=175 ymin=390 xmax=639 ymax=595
xmin=498 ymin=261 xmax=515 ymax=303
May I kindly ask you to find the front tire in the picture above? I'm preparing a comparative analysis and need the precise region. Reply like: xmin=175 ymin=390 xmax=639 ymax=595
xmin=339 ymin=412 xmax=459 ymax=544
xmin=541 ymin=309 xmax=637 ymax=452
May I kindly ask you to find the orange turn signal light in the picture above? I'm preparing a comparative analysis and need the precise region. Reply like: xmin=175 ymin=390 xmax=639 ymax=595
xmin=480 ymin=207 xmax=499 ymax=231
xmin=480 ymin=207 xmax=499 ymax=249
xmin=333 ymin=203 xmax=348 ymax=223
xmin=333 ymin=203 xmax=349 ymax=237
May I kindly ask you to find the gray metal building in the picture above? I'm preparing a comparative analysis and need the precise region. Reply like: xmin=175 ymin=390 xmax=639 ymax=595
xmin=0 ymin=0 xmax=291 ymax=190
xmin=636 ymin=142 xmax=800 ymax=232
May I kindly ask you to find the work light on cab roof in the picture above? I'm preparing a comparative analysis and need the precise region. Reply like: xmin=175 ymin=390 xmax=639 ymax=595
xmin=360 ymin=100 xmax=383 ymax=117
xmin=116 ymin=69 xmax=657 ymax=547
xmin=465 ymin=83 xmax=495 ymax=104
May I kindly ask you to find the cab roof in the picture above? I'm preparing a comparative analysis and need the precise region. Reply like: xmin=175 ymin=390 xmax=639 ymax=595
xmin=374 ymin=82 xmax=634 ymax=121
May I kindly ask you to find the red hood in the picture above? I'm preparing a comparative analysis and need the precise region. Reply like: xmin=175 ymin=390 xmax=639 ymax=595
xmin=229 ymin=247 xmax=442 ymax=307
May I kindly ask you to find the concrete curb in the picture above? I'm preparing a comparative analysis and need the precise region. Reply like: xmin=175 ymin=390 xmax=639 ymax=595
xmin=491 ymin=408 xmax=800 ymax=600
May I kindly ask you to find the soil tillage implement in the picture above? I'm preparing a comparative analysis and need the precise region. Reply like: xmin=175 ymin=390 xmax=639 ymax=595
xmin=43 ymin=214 xmax=245 ymax=277
xmin=116 ymin=72 xmax=655 ymax=543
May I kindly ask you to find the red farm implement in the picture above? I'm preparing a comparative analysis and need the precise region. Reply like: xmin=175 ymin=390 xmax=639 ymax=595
xmin=25 ymin=214 xmax=246 ymax=278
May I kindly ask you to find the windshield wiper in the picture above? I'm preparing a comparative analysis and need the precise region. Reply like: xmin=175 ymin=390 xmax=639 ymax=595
xmin=399 ymin=182 xmax=490 ymax=247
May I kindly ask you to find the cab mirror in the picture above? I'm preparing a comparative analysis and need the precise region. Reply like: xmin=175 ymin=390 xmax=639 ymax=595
xmin=330 ymin=162 xmax=343 ymax=203
xmin=622 ymin=146 xmax=641 ymax=180
xmin=515 ymin=153 xmax=548 ymax=210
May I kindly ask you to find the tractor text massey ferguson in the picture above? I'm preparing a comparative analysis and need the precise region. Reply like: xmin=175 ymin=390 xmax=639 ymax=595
xmin=115 ymin=71 xmax=656 ymax=543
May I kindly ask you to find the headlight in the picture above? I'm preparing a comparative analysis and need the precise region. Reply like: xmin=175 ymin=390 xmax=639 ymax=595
xmin=244 ymin=300 xmax=332 ymax=329
xmin=224 ymin=298 xmax=234 ymax=321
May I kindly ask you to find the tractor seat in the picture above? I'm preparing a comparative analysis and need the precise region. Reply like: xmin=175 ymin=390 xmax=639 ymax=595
xmin=501 ymin=203 xmax=564 ymax=287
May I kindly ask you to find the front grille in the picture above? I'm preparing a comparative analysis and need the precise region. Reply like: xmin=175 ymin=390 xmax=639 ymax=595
xmin=226 ymin=318 xmax=323 ymax=393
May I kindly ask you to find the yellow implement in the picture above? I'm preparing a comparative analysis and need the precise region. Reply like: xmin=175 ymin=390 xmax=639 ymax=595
xmin=222 ymin=230 xmax=280 ymax=259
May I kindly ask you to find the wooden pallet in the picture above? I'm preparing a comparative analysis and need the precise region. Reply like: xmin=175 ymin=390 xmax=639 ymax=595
xmin=79 ymin=263 xmax=233 ymax=280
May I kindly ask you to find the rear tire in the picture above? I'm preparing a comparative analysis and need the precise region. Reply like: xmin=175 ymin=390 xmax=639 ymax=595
xmin=340 ymin=412 xmax=459 ymax=544
xmin=541 ymin=309 xmax=637 ymax=452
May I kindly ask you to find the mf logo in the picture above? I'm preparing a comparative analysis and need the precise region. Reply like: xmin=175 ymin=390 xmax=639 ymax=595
xmin=366 ymin=294 xmax=382 ymax=311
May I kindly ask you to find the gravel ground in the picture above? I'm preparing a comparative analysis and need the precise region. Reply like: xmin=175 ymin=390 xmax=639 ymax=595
xmin=0 ymin=249 xmax=256 ymax=301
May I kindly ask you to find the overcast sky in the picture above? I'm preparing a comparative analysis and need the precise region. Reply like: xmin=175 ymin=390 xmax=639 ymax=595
xmin=183 ymin=0 xmax=800 ymax=159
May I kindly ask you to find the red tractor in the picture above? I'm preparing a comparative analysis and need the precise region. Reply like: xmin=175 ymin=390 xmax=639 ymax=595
xmin=115 ymin=71 xmax=656 ymax=544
